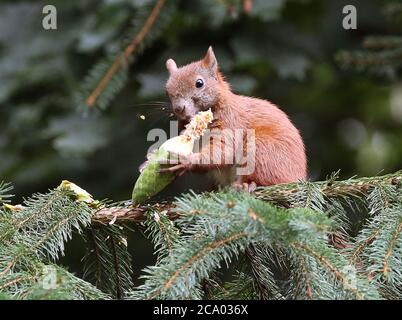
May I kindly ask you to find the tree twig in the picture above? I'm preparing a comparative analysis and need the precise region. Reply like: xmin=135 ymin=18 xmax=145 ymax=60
xmin=85 ymin=0 xmax=166 ymax=107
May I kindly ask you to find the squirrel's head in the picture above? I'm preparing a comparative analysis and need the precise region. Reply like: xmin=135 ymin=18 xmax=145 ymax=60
xmin=165 ymin=46 xmax=227 ymax=121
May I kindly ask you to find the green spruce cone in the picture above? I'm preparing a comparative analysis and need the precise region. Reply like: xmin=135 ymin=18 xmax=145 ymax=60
xmin=132 ymin=109 xmax=213 ymax=204
xmin=132 ymin=148 xmax=175 ymax=204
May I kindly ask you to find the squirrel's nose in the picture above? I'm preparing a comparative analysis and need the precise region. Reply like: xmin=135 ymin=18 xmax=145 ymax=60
xmin=174 ymin=105 xmax=185 ymax=114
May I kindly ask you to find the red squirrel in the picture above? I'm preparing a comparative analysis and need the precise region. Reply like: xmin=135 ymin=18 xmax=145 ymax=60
xmin=160 ymin=46 xmax=307 ymax=190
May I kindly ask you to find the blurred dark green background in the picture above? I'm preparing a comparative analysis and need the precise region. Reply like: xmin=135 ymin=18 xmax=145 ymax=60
xmin=1 ymin=0 xmax=401 ymax=203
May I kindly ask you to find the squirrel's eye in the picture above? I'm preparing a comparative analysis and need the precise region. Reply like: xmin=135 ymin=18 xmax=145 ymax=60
xmin=195 ymin=79 xmax=204 ymax=88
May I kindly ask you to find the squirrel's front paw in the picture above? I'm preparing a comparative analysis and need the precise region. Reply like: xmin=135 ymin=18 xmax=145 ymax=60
xmin=157 ymin=153 xmax=197 ymax=176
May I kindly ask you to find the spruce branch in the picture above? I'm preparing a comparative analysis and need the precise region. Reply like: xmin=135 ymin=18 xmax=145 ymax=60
xmin=353 ymin=207 xmax=402 ymax=284
xmin=367 ymin=184 xmax=397 ymax=215
xmin=2 ymin=170 xmax=401 ymax=300
xmin=0 ymin=256 xmax=108 ymax=300
xmin=0 ymin=181 xmax=13 ymax=205
xmin=83 ymin=224 xmax=134 ymax=299
xmin=336 ymin=23 xmax=402 ymax=72
xmin=363 ymin=36 xmax=402 ymax=50
xmin=287 ymin=251 xmax=314 ymax=299
xmin=245 ymin=244 xmax=284 ymax=300
xmin=144 ymin=209 xmax=180 ymax=262
xmin=291 ymin=242 xmax=376 ymax=299
xmin=130 ymin=191 xmax=336 ymax=299
xmin=0 ymin=189 xmax=93 ymax=276
xmin=91 ymin=170 xmax=402 ymax=224
xmin=344 ymin=184 xmax=400 ymax=264
xmin=349 ymin=229 xmax=380 ymax=264
xmin=0 ymin=182 xmax=111 ymax=300
xmin=214 ymin=271 xmax=259 ymax=299
xmin=337 ymin=48 xmax=402 ymax=68
xmin=81 ymin=0 xmax=175 ymax=110
xmin=92 ymin=203 xmax=175 ymax=224
xmin=346 ymin=182 xmax=402 ymax=287
xmin=56 ymin=264 xmax=110 ymax=300
xmin=255 ymin=170 xmax=402 ymax=208
xmin=134 ymin=231 xmax=249 ymax=300
xmin=16 ymin=264 xmax=109 ymax=300
xmin=383 ymin=221 xmax=402 ymax=277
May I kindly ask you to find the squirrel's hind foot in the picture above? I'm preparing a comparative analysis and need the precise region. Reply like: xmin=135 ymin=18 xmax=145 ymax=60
xmin=231 ymin=181 xmax=257 ymax=193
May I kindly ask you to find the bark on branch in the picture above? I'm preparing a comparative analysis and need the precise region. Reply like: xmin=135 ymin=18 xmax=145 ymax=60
xmin=92 ymin=203 xmax=176 ymax=225
xmin=92 ymin=170 xmax=402 ymax=224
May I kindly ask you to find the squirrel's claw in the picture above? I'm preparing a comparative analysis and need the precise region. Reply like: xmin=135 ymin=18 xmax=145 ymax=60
xmin=158 ymin=163 xmax=188 ymax=176
xmin=231 ymin=181 xmax=257 ymax=193
xmin=157 ymin=152 xmax=195 ymax=177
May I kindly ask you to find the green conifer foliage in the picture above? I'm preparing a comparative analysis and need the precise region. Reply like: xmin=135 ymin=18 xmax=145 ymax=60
xmin=1 ymin=171 xmax=401 ymax=299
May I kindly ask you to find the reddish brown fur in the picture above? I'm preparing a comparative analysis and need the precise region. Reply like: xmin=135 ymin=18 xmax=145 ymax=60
xmin=165 ymin=47 xmax=307 ymax=186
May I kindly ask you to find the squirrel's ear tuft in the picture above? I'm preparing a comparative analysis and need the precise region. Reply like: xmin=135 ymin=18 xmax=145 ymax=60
xmin=166 ymin=59 xmax=178 ymax=75
xmin=202 ymin=46 xmax=218 ymax=73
